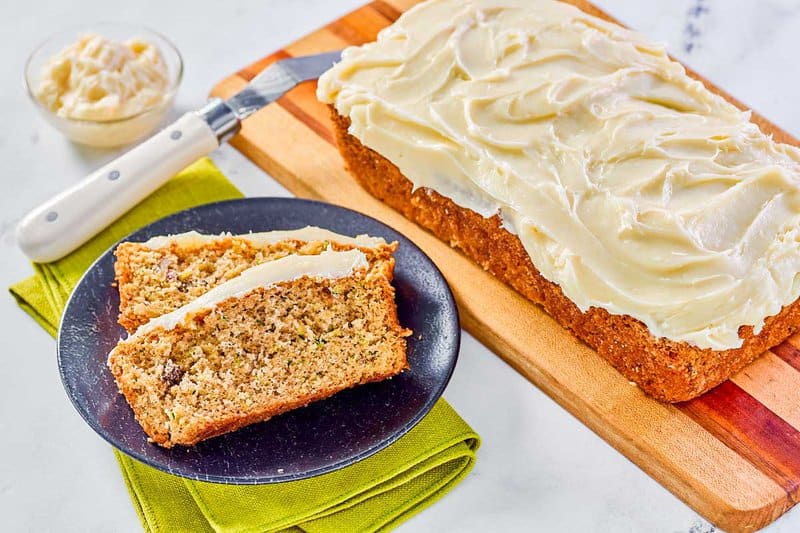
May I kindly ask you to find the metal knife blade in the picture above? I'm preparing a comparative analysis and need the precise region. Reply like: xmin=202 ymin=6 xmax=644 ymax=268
xmin=199 ymin=51 xmax=342 ymax=141
xmin=227 ymin=50 xmax=342 ymax=120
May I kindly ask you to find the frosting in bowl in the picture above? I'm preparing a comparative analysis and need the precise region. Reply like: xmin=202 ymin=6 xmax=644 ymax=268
xmin=34 ymin=33 xmax=169 ymax=121
xmin=318 ymin=0 xmax=800 ymax=349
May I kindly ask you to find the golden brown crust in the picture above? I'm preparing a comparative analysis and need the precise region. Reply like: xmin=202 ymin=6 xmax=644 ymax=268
xmin=331 ymin=109 xmax=800 ymax=402
xmin=169 ymin=366 xmax=406 ymax=447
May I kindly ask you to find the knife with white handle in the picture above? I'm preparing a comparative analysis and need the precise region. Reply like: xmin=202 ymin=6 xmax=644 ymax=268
xmin=16 ymin=50 xmax=342 ymax=263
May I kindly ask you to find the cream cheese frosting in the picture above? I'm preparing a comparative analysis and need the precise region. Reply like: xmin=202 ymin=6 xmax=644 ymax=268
xmin=35 ymin=34 xmax=169 ymax=121
xmin=142 ymin=227 xmax=387 ymax=249
xmin=127 ymin=249 xmax=368 ymax=339
xmin=317 ymin=0 xmax=800 ymax=349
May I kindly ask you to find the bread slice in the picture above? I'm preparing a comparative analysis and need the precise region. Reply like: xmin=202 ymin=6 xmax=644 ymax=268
xmin=114 ymin=227 xmax=396 ymax=332
xmin=108 ymin=249 xmax=410 ymax=447
xmin=330 ymin=110 xmax=800 ymax=403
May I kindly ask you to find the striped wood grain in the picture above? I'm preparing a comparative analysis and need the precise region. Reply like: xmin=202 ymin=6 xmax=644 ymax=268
xmin=211 ymin=1 xmax=800 ymax=530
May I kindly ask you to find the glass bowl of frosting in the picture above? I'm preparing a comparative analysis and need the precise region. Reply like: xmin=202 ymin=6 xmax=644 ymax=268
xmin=24 ymin=23 xmax=182 ymax=148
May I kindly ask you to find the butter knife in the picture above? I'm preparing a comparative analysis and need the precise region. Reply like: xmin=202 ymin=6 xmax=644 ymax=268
xmin=16 ymin=50 xmax=342 ymax=263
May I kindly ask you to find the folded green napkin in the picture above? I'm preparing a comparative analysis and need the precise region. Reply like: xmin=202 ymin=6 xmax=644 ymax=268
xmin=10 ymin=158 xmax=480 ymax=533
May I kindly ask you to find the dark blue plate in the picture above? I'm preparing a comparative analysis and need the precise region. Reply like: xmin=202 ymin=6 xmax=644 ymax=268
xmin=57 ymin=197 xmax=459 ymax=484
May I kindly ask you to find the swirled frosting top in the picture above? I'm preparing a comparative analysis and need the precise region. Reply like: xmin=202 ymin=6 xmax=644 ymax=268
xmin=317 ymin=0 xmax=800 ymax=349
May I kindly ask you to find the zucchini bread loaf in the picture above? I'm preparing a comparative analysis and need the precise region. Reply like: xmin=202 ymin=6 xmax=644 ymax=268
xmin=108 ymin=249 xmax=410 ymax=447
xmin=317 ymin=0 xmax=800 ymax=401
xmin=114 ymin=227 xmax=395 ymax=332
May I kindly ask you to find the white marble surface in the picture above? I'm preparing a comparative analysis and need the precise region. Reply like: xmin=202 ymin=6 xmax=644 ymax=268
xmin=2 ymin=0 xmax=799 ymax=531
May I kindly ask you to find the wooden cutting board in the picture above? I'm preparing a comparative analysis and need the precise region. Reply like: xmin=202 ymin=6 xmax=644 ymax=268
xmin=211 ymin=1 xmax=800 ymax=530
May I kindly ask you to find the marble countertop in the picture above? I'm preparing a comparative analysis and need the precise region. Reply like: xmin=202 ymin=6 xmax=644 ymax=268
xmin=2 ymin=0 xmax=799 ymax=531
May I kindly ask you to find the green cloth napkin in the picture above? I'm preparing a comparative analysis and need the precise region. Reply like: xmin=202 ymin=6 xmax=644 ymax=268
xmin=10 ymin=158 xmax=480 ymax=533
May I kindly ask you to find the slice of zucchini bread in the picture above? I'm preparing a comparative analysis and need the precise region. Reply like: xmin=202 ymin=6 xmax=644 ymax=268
xmin=107 ymin=249 xmax=410 ymax=447
xmin=114 ymin=226 xmax=396 ymax=332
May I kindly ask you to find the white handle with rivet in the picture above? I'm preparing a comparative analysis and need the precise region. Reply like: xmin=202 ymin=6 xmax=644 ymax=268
xmin=16 ymin=112 xmax=220 ymax=263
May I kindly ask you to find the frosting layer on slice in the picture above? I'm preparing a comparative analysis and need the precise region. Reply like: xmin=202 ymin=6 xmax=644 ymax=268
xmin=318 ymin=0 xmax=800 ymax=349
xmin=143 ymin=226 xmax=386 ymax=249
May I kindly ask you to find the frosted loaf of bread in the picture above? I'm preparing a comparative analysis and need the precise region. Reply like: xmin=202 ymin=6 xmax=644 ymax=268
xmin=318 ymin=0 xmax=800 ymax=350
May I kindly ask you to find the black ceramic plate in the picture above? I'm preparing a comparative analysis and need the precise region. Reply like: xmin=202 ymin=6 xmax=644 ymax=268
xmin=57 ymin=197 xmax=459 ymax=484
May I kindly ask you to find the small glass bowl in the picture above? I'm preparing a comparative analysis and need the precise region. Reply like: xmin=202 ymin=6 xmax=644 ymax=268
xmin=24 ymin=23 xmax=183 ymax=148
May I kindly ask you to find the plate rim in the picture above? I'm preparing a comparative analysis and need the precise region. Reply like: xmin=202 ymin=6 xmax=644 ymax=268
xmin=56 ymin=196 xmax=460 ymax=484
